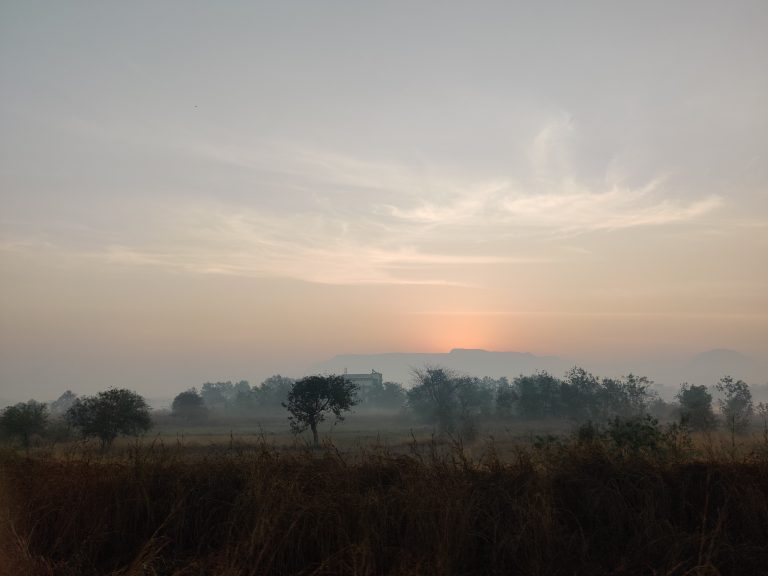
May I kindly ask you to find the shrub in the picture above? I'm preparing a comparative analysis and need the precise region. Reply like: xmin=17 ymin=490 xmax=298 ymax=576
xmin=0 ymin=400 xmax=48 ymax=449
xmin=65 ymin=388 xmax=151 ymax=448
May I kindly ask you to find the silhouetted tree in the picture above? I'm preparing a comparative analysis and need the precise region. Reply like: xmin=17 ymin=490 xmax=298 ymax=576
xmin=454 ymin=376 xmax=491 ymax=439
xmin=171 ymin=388 xmax=208 ymax=423
xmin=0 ymin=400 xmax=48 ymax=450
xmin=676 ymin=383 xmax=717 ymax=431
xmin=283 ymin=375 xmax=358 ymax=447
xmin=514 ymin=371 xmax=563 ymax=419
xmin=65 ymin=388 xmax=151 ymax=448
xmin=408 ymin=367 xmax=487 ymax=438
xmin=256 ymin=375 xmax=295 ymax=409
xmin=757 ymin=402 xmax=768 ymax=442
xmin=228 ymin=380 xmax=258 ymax=413
xmin=408 ymin=367 xmax=460 ymax=433
xmin=561 ymin=367 xmax=601 ymax=421
xmin=360 ymin=380 xmax=407 ymax=410
xmin=200 ymin=381 xmax=234 ymax=410
xmin=495 ymin=377 xmax=518 ymax=418
xmin=473 ymin=377 xmax=501 ymax=417
xmin=599 ymin=374 xmax=655 ymax=419
xmin=716 ymin=376 xmax=753 ymax=435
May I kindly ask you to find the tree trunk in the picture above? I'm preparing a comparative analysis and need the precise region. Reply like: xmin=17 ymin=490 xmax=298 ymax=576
xmin=310 ymin=420 xmax=319 ymax=448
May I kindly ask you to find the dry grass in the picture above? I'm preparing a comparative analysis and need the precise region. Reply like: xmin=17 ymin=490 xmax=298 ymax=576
xmin=2 ymin=430 xmax=768 ymax=576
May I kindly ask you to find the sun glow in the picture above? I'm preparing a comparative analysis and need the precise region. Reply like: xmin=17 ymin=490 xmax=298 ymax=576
xmin=408 ymin=314 xmax=505 ymax=353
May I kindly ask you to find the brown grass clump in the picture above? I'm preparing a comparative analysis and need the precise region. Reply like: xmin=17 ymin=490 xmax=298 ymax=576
xmin=1 ymin=441 xmax=768 ymax=576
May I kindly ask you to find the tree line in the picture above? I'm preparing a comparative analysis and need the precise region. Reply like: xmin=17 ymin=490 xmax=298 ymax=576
xmin=407 ymin=368 xmax=762 ymax=440
xmin=1 ymin=367 xmax=766 ymax=450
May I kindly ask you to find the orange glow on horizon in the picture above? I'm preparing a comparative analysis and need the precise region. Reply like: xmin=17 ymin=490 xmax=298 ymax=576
xmin=405 ymin=313 xmax=515 ymax=354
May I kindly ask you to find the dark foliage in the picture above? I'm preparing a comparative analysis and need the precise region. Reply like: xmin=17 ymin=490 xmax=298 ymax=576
xmin=677 ymin=383 xmax=718 ymax=431
xmin=716 ymin=375 xmax=754 ymax=434
xmin=283 ymin=374 xmax=359 ymax=446
xmin=171 ymin=388 xmax=208 ymax=423
xmin=0 ymin=400 xmax=48 ymax=449
xmin=254 ymin=375 xmax=295 ymax=410
xmin=65 ymin=388 xmax=151 ymax=448
xmin=358 ymin=380 xmax=407 ymax=410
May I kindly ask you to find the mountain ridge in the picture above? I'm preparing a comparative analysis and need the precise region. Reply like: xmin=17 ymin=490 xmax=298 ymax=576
xmin=312 ymin=348 xmax=766 ymax=398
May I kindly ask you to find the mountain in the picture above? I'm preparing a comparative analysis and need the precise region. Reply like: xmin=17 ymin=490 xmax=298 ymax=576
xmin=685 ymin=349 xmax=762 ymax=384
xmin=311 ymin=348 xmax=767 ymax=398
xmin=312 ymin=348 xmax=572 ymax=385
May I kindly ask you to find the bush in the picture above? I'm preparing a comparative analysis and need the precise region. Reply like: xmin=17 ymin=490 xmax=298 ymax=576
xmin=606 ymin=414 xmax=663 ymax=452
xmin=171 ymin=388 xmax=208 ymax=423
xmin=575 ymin=415 xmax=692 ymax=458
xmin=677 ymin=383 xmax=718 ymax=431
xmin=0 ymin=400 xmax=48 ymax=449
xmin=65 ymin=389 xmax=152 ymax=448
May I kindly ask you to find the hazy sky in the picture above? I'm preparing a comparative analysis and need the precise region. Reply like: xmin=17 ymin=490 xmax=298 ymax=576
xmin=2 ymin=1 xmax=767 ymax=399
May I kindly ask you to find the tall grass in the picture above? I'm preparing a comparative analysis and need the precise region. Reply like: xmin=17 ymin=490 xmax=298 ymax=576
xmin=1 ymin=437 xmax=768 ymax=575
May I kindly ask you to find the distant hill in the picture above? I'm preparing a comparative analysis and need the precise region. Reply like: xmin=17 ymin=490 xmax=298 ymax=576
xmin=312 ymin=348 xmax=572 ymax=385
xmin=312 ymin=347 xmax=766 ymax=397
xmin=688 ymin=349 xmax=758 ymax=378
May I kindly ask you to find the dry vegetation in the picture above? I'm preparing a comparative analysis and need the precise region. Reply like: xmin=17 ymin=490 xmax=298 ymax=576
xmin=2 ymin=423 xmax=768 ymax=576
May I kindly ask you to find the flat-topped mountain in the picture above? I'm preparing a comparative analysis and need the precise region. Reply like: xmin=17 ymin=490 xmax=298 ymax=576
xmin=312 ymin=348 xmax=766 ymax=397
xmin=313 ymin=348 xmax=572 ymax=385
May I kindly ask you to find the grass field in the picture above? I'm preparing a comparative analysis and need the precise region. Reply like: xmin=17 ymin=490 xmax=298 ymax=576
xmin=2 ymin=416 xmax=768 ymax=575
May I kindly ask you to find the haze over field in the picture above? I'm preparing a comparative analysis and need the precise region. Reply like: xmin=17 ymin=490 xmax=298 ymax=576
xmin=1 ymin=1 xmax=767 ymax=401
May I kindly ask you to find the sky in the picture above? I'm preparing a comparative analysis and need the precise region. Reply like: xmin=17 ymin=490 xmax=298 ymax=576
xmin=1 ymin=1 xmax=767 ymax=400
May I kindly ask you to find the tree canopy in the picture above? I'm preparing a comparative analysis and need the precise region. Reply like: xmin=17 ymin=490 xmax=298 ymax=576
xmin=171 ymin=388 xmax=208 ymax=423
xmin=65 ymin=388 xmax=151 ymax=448
xmin=716 ymin=376 xmax=753 ymax=434
xmin=283 ymin=375 xmax=358 ymax=447
xmin=676 ymin=383 xmax=717 ymax=431
xmin=0 ymin=400 xmax=48 ymax=449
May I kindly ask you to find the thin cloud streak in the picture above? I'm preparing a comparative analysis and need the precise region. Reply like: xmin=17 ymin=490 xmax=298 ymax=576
xmin=1 ymin=117 xmax=728 ymax=286
xmin=94 ymin=203 xmax=553 ymax=287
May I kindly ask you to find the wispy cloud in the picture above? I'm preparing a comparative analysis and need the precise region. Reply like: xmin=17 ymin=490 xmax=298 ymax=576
xmin=500 ymin=185 xmax=723 ymax=232
xmin=3 ymin=116 xmax=727 ymax=286
xmin=380 ymin=176 xmax=721 ymax=233
xmin=93 ymin=203 xmax=552 ymax=286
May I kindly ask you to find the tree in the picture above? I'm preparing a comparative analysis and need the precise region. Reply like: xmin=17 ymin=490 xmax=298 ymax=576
xmin=757 ymin=402 xmax=768 ymax=443
xmin=407 ymin=367 xmax=460 ymax=433
xmin=676 ymin=383 xmax=717 ymax=431
xmin=513 ymin=372 xmax=563 ymax=419
xmin=200 ymin=381 xmax=235 ymax=411
xmin=359 ymin=380 xmax=407 ymax=410
xmin=561 ymin=367 xmax=601 ymax=421
xmin=453 ymin=376 xmax=491 ymax=440
xmin=283 ymin=375 xmax=358 ymax=447
xmin=598 ymin=374 xmax=655 ymax=419
xmin=256 ymin=375 xmax=295 ymax=410
xmin=0 ymin=400 xmax=48 ymax=450
xmin=65 ymin=388 xmax=152 ymax=448
xmin=230 ymin=380 xmax=257 ymax=413
xmin=495 ymin=377 xmax=518 ymax=418
xmin=377 ymin=381 xmax=407 ymax=410
xmin=50 ymin=390 xmax=77 ymax=417
xmin=715 ymin=376 xmax=753 ymax=435
xmin=407 ymin=367 xmax=487 ymax=438
xmin=171 ymin=388 xmax=208 ymax=423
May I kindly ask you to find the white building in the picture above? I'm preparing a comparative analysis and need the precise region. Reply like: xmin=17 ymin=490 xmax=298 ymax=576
xmin=343 ymin=369 xmax=383 ymax=389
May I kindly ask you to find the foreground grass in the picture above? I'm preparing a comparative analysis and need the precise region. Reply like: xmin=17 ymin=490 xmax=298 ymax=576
xmin=2 ymin=435 xmax=768 ymax=576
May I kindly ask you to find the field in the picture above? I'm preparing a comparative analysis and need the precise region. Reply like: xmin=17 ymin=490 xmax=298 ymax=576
xmin=2 ymin=415 xmax=768 ymax=576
